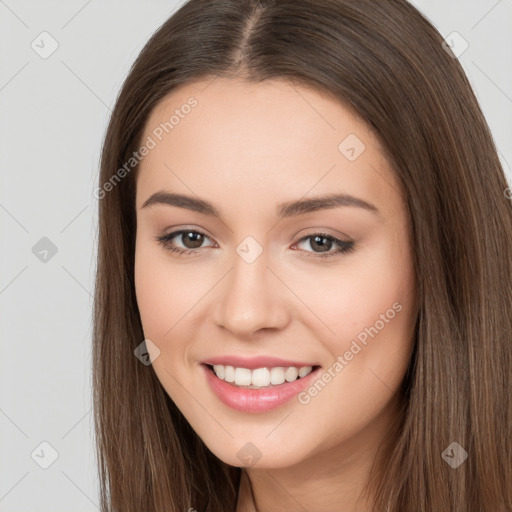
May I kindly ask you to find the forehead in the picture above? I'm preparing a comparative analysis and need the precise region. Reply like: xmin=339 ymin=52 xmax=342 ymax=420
xmin=136 ymin=77 xmax=402 ymax=218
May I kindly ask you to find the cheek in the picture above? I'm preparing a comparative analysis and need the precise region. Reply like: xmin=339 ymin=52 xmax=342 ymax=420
xmin=293 ymin=239 xmax=413 ymax=342
xmin=133 ymin=254 xmax=189 ymax=399
xmin=290 ymin=262 xmax=415 ymax=450
xmin=134 ymin=243 xmax=221 ymax=436
xmin=134 ymin=246 xmax=172 ymax=339
xmin=291 ymin=232 xmax=416 ymax=390
xmin=134 ymin=242 xmax=203 ymax=340
xmin=325 ymin=270 xmax=412 ymax=349
xmin=133 ymin=241 xmax=217 ymax=398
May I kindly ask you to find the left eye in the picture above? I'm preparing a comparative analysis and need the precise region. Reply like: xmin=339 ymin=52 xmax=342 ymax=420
xmin=293 ymin=233 xmax=354 ymax=258
xmin=155 ymin=230 xmax=354 ymax=258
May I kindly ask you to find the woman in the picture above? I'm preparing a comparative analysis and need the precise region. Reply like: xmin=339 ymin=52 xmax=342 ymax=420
xmin=92 ymin=0 xmax=512 ymax=510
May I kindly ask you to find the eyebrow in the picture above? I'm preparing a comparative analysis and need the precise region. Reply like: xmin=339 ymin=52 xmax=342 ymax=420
xmin=141 ymin=190 xmax=380 ymax=217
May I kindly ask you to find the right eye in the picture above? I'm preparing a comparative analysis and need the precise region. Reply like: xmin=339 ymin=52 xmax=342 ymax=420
xmin=155 ymin=229 xmax=216 ymax=256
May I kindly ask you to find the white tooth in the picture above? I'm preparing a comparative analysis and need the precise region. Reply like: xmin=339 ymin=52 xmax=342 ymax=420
xmin=284 ymin=366 xmax=299 ymax=382
xmin=215 ymin=365 xmax=308 ymax=387
xmin=252 ymin=367 xmax=270 ymax=387
xmin=224 ymin=365 xmax=235 ymax=382
xmin=234 ymin=367 xmax=252 ymax=386
xmin=269 ymin=367 xmax=286 ymax=385
xmin=213 ymin=364 xmax=225 ymax=379
xmin=298 ymin=366 xmax=312 ymax=378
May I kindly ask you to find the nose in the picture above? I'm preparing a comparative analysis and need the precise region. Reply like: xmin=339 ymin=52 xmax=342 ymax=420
xmin=212 ymin=249 xmax=291 ymax=338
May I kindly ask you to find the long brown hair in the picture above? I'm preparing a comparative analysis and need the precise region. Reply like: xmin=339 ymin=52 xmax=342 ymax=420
xmin=92 ymin=1 xmax=512 ymax=510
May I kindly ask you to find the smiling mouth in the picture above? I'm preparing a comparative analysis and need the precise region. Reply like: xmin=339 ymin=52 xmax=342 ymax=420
xmin=204 ymin=363 xmax=321 ymax=389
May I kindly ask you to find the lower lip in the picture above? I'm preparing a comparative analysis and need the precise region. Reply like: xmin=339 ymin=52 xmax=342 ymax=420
xmin=201 ymin=364 xmax=320 ymax=413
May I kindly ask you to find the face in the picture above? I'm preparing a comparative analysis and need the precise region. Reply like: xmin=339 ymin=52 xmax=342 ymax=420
xmin=134 ymin=77 xmax=417 ymax=469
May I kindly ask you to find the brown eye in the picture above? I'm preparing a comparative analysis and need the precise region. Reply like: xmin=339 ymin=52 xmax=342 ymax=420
xmin=180 ymin=231 xmax=205 ymax=249
xmin=155 ymin=229 xmax=214 ymax=256
xmin=294 ymin=233 xmax=355 ymax=258
xmin=309 ymin=235 xmax=334 ymax=253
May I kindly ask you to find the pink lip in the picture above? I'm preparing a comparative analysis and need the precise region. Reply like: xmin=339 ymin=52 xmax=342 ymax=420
xmin=201 ymin=363 xmax=321 ymax=414
xmin=201 ymin=355 xmax=318 ymax=370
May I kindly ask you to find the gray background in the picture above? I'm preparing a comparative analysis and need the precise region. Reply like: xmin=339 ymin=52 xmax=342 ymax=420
xmin=1 ymin=1 xmax=511 ymax=510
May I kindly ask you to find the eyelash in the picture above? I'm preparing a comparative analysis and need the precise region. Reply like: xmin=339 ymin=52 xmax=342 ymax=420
xmin=155 ymin=229 xmax=355 ymax=259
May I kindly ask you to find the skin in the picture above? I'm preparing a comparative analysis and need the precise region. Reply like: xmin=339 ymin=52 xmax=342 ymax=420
xmin=134 ymin=76 xmax=417 ymax=511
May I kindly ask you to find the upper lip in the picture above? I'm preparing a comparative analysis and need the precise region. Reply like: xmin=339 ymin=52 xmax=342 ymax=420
xmin=201 ymin=355 xmax=319 ymax=370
